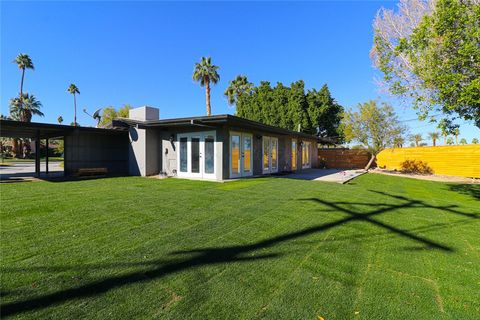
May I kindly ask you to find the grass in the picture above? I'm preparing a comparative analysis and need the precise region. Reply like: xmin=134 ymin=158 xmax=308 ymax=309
xmin=1 ymin=174 xmax=479 ymax=319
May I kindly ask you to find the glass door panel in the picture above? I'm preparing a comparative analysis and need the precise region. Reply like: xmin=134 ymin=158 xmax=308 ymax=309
xmin=292 ymin=140 xmax=297 ymax=171
xmin=243 ymin=135 xmax=252 ymax=173
xmin=180 ymin=137 xmax=188 ymax=172
xmin=231 ymin=134 xmax=240 ymax=176
xmin=271 ymin=138 xmax=278 ymax=172
xmin=204 ymin=135 xmax=215 ymax=174
xmin=263 ymin=137 xmax=270 ymax=172
xmin=191 ymin=137 xmax=200 ymax=173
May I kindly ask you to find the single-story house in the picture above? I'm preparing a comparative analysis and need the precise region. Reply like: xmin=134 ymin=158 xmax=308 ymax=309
xmin=112 ymin=106 xmax=322 ymax=181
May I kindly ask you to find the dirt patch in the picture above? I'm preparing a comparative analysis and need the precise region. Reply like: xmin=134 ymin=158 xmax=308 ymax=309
xmin=371 ymin=169 xmax=479 ymax=184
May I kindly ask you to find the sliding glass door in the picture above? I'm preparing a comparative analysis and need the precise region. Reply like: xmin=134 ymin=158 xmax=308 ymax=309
xmin=177 ymin=131 xmax=216 ymax=179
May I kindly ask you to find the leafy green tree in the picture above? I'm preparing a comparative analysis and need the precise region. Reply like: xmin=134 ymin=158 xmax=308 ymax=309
xmin=13 ymin=54 xmax=34 ymax=102
xmin=224 ymin=75 xmax=253 ymax=106
xmin=287 ymin=80 xmax=310 ymax=132
xmin=472 ymin=138 xmax=479 ymax=144
xmin=446 ymin=137 xmax=454 ymax=145
xmin=9 ymin=94 xmax=44 ymax=122
xmin=67 ymin=84 xmax=80 ymax=126
xmin=372 ymin=0 xmax=480 ymax=131
xmin=428 ymin=132 xmax=439 ymax=146
xmin=192 ymin=57 xmax=220 ymax=116
xmin=98 ymin=104 xmax=132 ymax=127
xmin=343 ymin=100 xmax=406 ymax=169
xmin=459 ymin=138 xmax=467 ymax=145
xmin=306 ymin=84 xmax=344 ymax=142
xmin=393 ymin=136 xmax=405 ymax=148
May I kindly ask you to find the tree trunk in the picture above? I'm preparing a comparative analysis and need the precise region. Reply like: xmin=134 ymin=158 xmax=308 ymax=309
xmin=433 ymin=138 xmax=436 ymax=147
xmin=12 ymin=139 xmax=18 ymax=158
xmin=74 ymin=94 xmax=77 ymax=126
xmin=20 ymin=68 xmax=25 ymax=98
xmin=205 ymin=81 xmax=211 ymax=116
xmin=364 ymin=153 xmax=376 ymax=171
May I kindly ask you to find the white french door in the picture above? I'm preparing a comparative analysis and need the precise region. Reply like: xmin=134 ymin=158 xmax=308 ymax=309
xmin=263 ymin=136 xmax=278 ymax=174
xmin=177 ymin=131 xmax=216 ymax=179
xmin=230 ymin=132 xmax=253 ymax=178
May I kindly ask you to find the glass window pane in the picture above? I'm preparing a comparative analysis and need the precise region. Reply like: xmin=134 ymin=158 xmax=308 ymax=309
xmin=243 ymin=136 xmax=251 ymax=173
xmin=263 ymin=137 xmax=269 ymax=170
xmin=205 ymin=136 xmax=214 ymax=174
xmin=231 ymin=135 xmax=240 ymax=174
xmin=191 ymin=137 xmax=200 ymax=173
xmin=180 ymin=137 xmax=187 ymax=172
xmin=292 ymin=140 xmax=297 ymax=170
xmin=271 ymin=138 xmax=277 ymax=169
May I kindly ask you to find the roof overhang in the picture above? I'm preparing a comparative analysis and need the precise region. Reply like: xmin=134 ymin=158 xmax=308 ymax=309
xmin=0 ymin=119 xmax=126 ymax=139
xmin=112 ymin=114 xmax=330 ymax=142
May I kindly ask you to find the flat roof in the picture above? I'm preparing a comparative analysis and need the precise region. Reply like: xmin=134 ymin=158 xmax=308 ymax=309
xmin=113 ymin=114 xmax=329 ymax=142
xmin=0 ymin=119 xmax=126 ymax=139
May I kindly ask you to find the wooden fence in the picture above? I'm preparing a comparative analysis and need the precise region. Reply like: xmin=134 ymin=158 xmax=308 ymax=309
xmin=318 ymin=148 xmax=371 ymax=169
xmin=376 ymin=145 xmax=480 ymax=178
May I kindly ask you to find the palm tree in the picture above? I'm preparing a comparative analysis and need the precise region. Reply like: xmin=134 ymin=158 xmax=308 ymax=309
xmin=459 ymin=138 xmax=467 ymax=145
xmin=224 ymin=75 xmax=253 ymax=106
xmin=393 ymin=136 xmax=404 ymax=148
xmin=13 ymin=54 xmax=34 ymax=101
xmin=446 ymin=137 xmax=454 ymax=145
xmin=67 ymin=84 xmax=80 ymax=126
xmin=409 ymin=134 xmax=423 ymax=147
xmin=58 ymin=116 xmax=63 ymax=124
xmin=428 ymin=132 xmax=439 ymax=146
xmin=9 ymin=94 xmax=44 ymax=122
xmin=453 ymin=128 xmax=460 ymax=145
xmin=192 ymin=57 xmax=220 ymax=116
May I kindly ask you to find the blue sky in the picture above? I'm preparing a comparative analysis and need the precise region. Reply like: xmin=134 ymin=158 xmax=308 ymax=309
xmin=1 ymin=1 xmax=478 ymax=143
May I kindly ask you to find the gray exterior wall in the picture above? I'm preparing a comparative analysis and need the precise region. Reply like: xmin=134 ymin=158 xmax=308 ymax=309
xmin=128 ymin=127 xmax=160 ymax=176
xmin=64 ymin=130 xmax=129 ymax=175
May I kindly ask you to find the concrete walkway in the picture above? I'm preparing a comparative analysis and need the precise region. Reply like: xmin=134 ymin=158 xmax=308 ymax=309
xmin=287 ymin=168 xmax=366 ymax=184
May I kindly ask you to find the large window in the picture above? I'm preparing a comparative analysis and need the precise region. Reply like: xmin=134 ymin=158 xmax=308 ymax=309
xmin=177 ymin=132 xmax=216 ymax=179
xmin=191 ymin=137 xmax=200 ymax=173
xmin=231 ymin=134 xmax=240 ymax=174
xmin=262 ymin=136 xmax=278 ymax=173
xmin=263 ymin=137 xmax=270 ymax=171
xmin=302 ymin=141 xmax=311 ymax=168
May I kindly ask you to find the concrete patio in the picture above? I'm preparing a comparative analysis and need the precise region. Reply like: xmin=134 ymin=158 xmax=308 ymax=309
xmin=286 ymin=168 xmax=366 ymax=184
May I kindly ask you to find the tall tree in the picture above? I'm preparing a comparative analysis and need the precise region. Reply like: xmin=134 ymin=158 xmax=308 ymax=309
xmin=287 ymin=80 xmax=310 ymax=132
xmin=13 ymin=54 xmax=34 ymax=102
xmin=224 ymin=75 xmax=253 ymax=106
xmin=372 ymin=0 xmax=480 ymax=131
xmin=98 ymin=104 xmax=132 ymax=127
xmin=459 ymin=138 xmax=467 ymax=145
xmin=453 ymin=127 xmax=460 ymax=145
xmin=9 ymin=94 xmax=44 ymax=122
xmin=306 ymin=84 xmax=344 ymax=142
xmin=409 ymin=134 xmax=423 ymax=147
xmin=67 ymin=84 xmax=80 ymax=126
xmin=472 ymin=138 xmax=479 ymax=144
xmin=192 ymin=57 xmax=220 ymax=116
xmin=428 ymin=132 xmax=439 ymax=146
xmin=343 ymin=100 xmax=406 ymax=169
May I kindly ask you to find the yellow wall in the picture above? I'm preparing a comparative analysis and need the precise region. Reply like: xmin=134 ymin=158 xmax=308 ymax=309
xmin=376 ymin=145 xmax=480 ymax=178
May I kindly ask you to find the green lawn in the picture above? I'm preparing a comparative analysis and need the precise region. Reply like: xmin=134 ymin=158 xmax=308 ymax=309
xmin=1 ymin=174 xmax=479 ymax=319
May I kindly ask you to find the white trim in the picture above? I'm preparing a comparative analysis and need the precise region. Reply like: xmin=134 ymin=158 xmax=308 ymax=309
xmin=229 ymin=131 xmax=254 ymax=178
xmin=177 ymin=131 xmax=216 ymax=179
xmin=262 ymin=136 xmax=278 ymax=174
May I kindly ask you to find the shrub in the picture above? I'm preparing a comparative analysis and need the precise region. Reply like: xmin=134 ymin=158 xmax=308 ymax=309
xmin=400 ymin=159 xmax=433 ymax=175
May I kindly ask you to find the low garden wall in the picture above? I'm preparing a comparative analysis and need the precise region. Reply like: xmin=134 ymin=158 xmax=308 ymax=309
xmin=376 ymin=145 xmax=480 ymax=178
xmin=318 ymin=148 xmax=371 ymax=169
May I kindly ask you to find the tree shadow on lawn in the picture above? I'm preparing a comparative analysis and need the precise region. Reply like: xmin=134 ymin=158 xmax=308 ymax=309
xmin=447 ymin=183 xmax=480 ymax=200
xmin=1 ymin=191 xmax=476 ymax=317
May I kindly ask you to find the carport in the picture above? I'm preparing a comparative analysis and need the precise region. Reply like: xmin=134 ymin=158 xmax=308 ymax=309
xmin=0 ymin=119 xmax=129 ymax=178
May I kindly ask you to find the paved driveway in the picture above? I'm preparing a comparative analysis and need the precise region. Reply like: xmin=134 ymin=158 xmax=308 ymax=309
xmin=0 ymin=162 xmax=63 ymax=181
